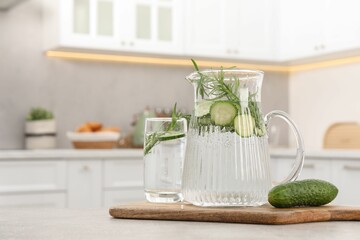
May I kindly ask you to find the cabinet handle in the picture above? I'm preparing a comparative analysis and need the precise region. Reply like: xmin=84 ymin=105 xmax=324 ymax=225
xmin=320 ymin=44 xmax=326 ymax=50
xmin=314 ymin=45 xmax=319 ymax=51
xmin=343 ymin=165 xmax=360 ymax=171
xmin=233 ymin=49 xmax=239 ymax=54
xmin=303 ymin=163 xmax=315 ymax=169
xmin=129 ymin=41 xmax=134 ymax=46
xmin=121 ymin=41 xmax=126 ymax=46
xmin=226 ymin=49 xmax=232 ymax=54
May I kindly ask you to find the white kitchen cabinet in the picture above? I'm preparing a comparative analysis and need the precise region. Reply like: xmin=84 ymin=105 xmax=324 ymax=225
xmin=0 ymin=150 xmax=144 ymax=208
xmin=0 ymin=160 xmax=67 ymax=208
xmin=184 ymin=0 xmax=276 ymax=61
xmin=332 ymin=160 xmax=360 ymax=206
xmin=0 ymin=160 xmax=67 ymax=193
xmin=272 ymin=158 xmax=332 ymax=182
xmin=103 ymin=159 xmax=144 ymax=205
xmin=278 ymin=0 xmax=324 ymax=60
xmin=43 ymin=0 xmax=121 ymax=51
xmin=126 ymin=0 xmax=184 ymax=54
xmin=322 ymin=0 xmax=360 ymax=54
xmin=67 ymin=160 xmax=102 ymax=208
xmin=278 ymin=0 xmax=360 ymax=61
xmin=184 ymin=0 xmax=227 ymax=58
xmin=224 ymin=0 xmax=276 ymax=61
xmin=43 ymin=0 xmax=184 ymax=55
xmin=103 ymin=188 xmax=144 ymax=207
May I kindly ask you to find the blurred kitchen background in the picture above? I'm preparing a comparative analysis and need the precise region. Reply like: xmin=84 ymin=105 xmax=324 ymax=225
xmin=1 ymin=0 xmax=360 ymax=208
xmin=1 ymin=0 xmax=359 ymax=150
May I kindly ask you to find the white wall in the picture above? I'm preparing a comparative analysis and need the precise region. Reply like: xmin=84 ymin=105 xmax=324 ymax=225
xmin=289 ymin=62 xmax=360 ymax=149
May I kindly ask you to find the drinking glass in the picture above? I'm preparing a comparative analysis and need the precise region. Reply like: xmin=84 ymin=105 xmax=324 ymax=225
xmin=143 ymin=118 xmax=187 ymax=203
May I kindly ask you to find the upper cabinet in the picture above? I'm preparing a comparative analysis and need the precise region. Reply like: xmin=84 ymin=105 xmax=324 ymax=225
xmin=278 ymin=0 xmax=360 ymax=61
xmin=43 ymin=0 xmax=183 ymax=55
xmin=184 ymin=0 xmax=276 ymax=61
xmin=43 ymin=0 xmax=360 ymax=62
xmin=128 ymin=0 xmax=184 ymax=54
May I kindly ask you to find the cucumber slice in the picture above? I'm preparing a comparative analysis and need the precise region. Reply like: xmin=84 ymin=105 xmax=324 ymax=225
xmin=158 ymin=132 xmax=185 ymax=141
xmin=234 ymin=114 xmax=255 ymax=137
xmin=210 ymin=101 xmax=237 ymax=126
xmin=195 ymin=100 xmax=213 ymax=117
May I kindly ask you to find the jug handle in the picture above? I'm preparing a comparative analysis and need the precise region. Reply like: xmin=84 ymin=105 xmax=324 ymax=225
xmin=264 ymin=110 xmax=305 ymax=184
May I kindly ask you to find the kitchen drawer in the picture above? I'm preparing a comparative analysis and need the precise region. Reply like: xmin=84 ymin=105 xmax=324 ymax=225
xmin=104 ymin=160 xmax=143 ymax=189
xmin=271 ymin=158 xmax=332 ymax=182
xmin=0 ymin=192 xmax=66 ymax=208
xmin=67 ymin=160 xmax=102 ymax=208
xmin=0 ymin=160 xmax=67 ymax=193
xmin=103 ymin=188 xmax=144 ymax=207
xmin=332 ymin=160 xmax=360 ymax=206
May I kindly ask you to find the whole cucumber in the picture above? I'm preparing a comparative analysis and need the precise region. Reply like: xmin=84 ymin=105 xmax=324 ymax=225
xmin=268 ymin=179 xmax=338 ymax=208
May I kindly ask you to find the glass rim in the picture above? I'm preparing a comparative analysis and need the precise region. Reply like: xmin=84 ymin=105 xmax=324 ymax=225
xmin=186 ymin=69 xmax=264 ymax=82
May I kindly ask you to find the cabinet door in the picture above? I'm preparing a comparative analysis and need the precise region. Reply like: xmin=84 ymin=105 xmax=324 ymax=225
xmin=67 ymin=160 xmax=102 ymax=208
xmin=104 ymin=188 xmax=144 ymax=207
xmin=224 ymin=0 xmax=276 ymax=61
xmin=127 ymin=0 xmax=184 ymax=54
xmin=104 ymin=159 xmax=143 ymax=206
xmin=332 ymin=160 xmax=360 ymax=206
xmin=323 ymin=0 xmax=360 ymax=53
xmin=271 ymin=158 xmax=332 ymax=183
xmin=278 ymin=0 xmax=324 ymax=60
xmin=0 ymin=160 xmax=66 ymax=193
xmin=184 ymin=0 xmax=227 ymax=58
xmin=61 ymin=0 xmax=120 ymax=50
xmin=104 ymin=159 xmax=143 ymax=189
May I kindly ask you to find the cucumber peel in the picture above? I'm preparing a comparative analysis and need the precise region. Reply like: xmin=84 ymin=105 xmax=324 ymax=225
xmin=268 ymin=179 xmax=339 ymax=208
xmin=158 ymin=132 xmax=185 ymax=141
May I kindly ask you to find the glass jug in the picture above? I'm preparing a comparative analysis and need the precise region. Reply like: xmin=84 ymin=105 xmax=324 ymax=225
xmin=182 ymin=69 xmax=304 ymax=207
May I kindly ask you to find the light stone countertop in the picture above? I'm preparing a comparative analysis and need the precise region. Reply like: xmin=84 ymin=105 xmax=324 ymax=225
xmin=0 ymin=208 xmax=358 ymax=240
xmin=1 ymin=148 xmax=360 ymax=160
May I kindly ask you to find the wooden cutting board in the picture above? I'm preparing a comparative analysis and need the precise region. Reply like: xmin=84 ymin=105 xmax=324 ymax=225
xmin=324 ymin=122 xmax=360 ymax=149
xmin=109 ymin=202 xmax=360 ymax=225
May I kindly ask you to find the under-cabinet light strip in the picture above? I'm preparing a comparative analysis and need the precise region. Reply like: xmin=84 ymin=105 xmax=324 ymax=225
xmin=288 ymin=56 xmax=360 ymax=72
xmin=45 ymin=50 xmax=360 ymax=73
xmin=45 ymin=51 xmax=289 ymax=72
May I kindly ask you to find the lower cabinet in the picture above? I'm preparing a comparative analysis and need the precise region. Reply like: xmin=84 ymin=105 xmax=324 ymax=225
xmin=332 ymin=160 xmax=360 ymax=205
xmin=0 ymin=160 xmax=67 ymax=208
xmin=67 ymin=160 xmax=102 ymax=208
xmin=0 ymin=157 xmax=144 ymax=208
xmin=2 ymin=155 xmax=360 ymax=207
xmin=271 ymin=157 xmax=360 ymax=206
xmin=103 ymin=159 xmax=144 ymax=207
xmin=272 ymin=158 xmax=332 ymax=182
xmin=103 ymin=188 xmax=144 ymax=208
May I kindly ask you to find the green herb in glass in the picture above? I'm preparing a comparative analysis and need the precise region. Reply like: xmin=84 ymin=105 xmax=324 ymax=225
xmin=144 ymin=103 xmax=185 ymax=155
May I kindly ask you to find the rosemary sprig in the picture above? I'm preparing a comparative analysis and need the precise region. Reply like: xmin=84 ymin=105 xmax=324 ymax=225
xmin=144 ymin=103 xmax=184 ymax=155
xmin=190 ymin=59 xmax=265 ymax=136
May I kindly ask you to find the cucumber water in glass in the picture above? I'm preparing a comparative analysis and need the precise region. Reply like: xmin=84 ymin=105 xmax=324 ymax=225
xmin=182 ymin=63 xmax=305 ymax=207
xmin=144 ymin=118 xmax=187 ymax=203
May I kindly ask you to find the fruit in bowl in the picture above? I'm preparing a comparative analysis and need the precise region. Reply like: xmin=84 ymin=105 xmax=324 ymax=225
xmin=67 ymin=122 xmax=121 ymax=149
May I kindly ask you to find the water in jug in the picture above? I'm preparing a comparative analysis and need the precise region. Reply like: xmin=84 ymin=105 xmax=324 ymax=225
xmin=182 ymin=68 xmax=304 ymax=207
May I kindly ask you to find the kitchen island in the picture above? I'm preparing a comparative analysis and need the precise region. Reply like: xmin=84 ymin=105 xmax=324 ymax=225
xmin=0 ymin=208 xmax=358 ymax=240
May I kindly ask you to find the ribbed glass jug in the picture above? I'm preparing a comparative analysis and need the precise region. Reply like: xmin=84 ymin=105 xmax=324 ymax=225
xmin=182 ymin=69 xmax=304 ymax=207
